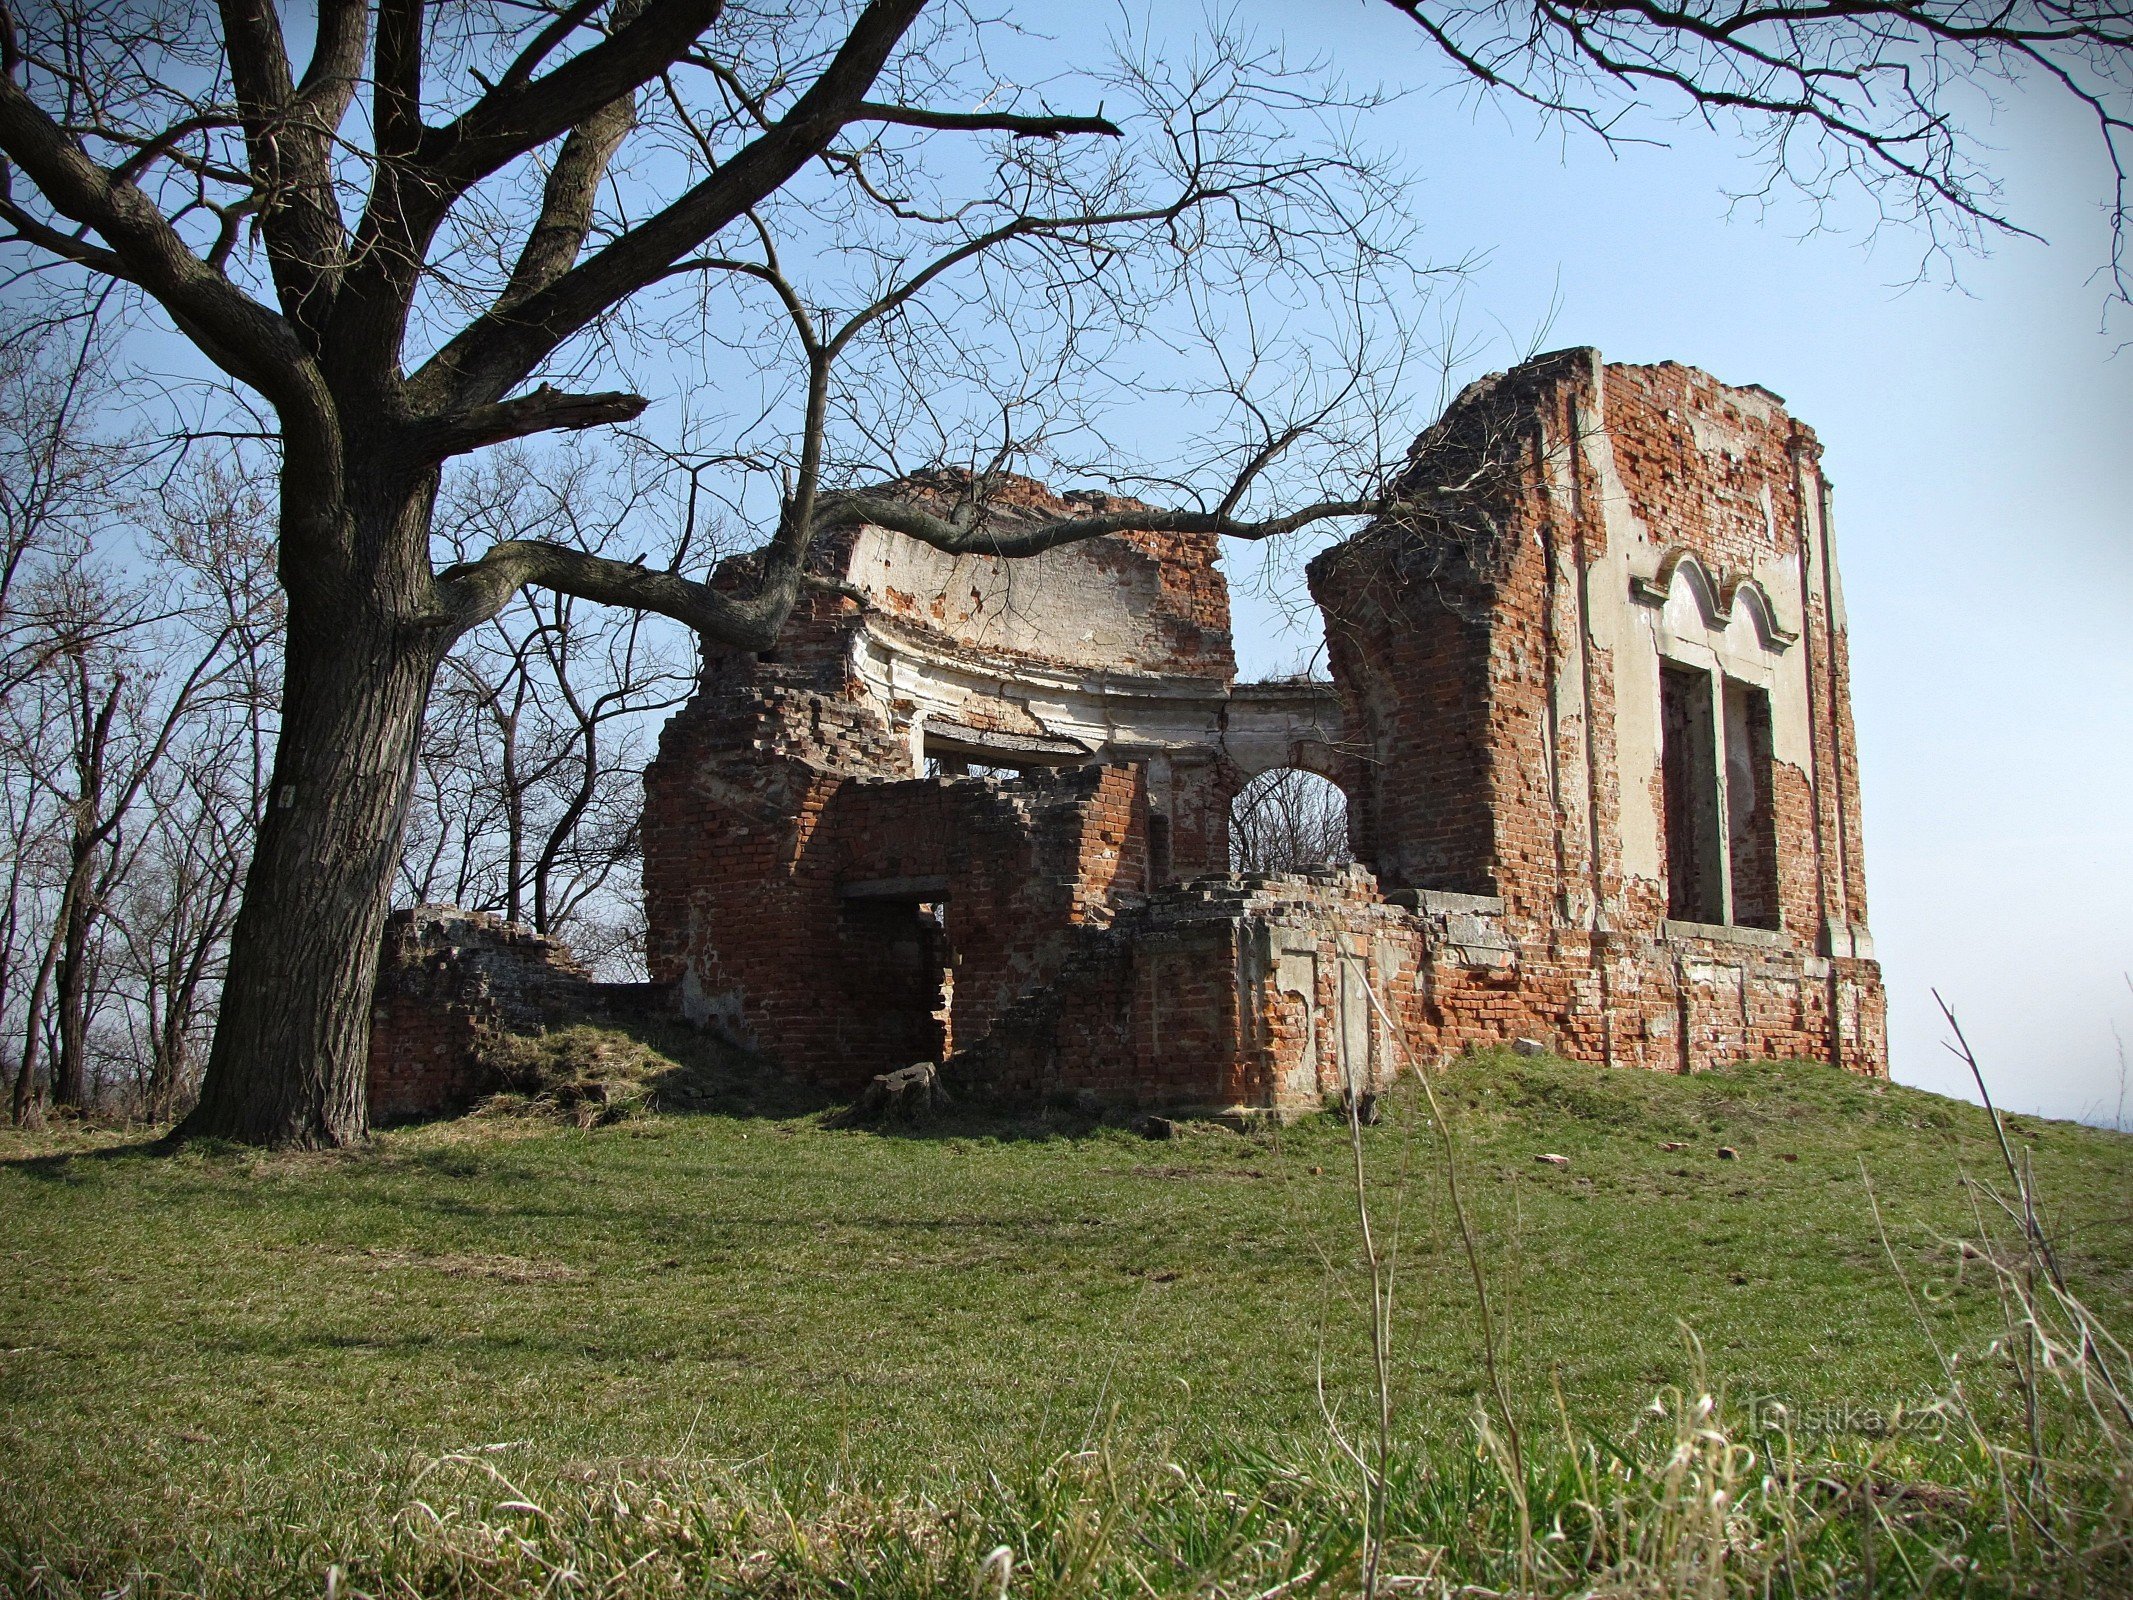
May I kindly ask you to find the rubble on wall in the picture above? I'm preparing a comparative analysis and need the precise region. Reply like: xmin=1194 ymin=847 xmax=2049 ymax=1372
xmin=362 ymin=905 xmax=672 ymax=1122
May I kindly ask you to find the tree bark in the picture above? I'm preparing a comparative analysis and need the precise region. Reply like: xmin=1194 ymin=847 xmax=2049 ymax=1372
xmin=179 ymin=487 xmax=447 ymax=1147
xmin=51 ymin=882 xmax=91 ymax=1108
xmin=52 ymin=673 xmax=118 ymax=1111
xmin=11 ymin=911 xmax=63 ymax=1129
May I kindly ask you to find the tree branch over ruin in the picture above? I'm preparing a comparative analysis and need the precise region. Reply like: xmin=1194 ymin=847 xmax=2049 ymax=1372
xmin=434 ymin=539 xmax=794 ymax=652
xmin=811 ymin=490 xmax=1399 ymax=558
xmin=1384 ymin=0 xmax=2133 ymax=299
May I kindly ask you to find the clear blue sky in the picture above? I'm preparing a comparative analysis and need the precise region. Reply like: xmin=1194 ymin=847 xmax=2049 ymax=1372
xmin=1189 ymin=0 xmax=2133 ymax=1123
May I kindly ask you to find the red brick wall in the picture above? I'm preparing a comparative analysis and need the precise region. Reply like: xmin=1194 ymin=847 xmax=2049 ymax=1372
xmin=642 ymin=661 xmax=1153 ymax=1092
xmin=366 ymin=907 xmax=593 ymax=1121
xmin=1307 ymin=349 xmax=1886 ymax=1079
xmin=636 ymin=369 xmax=1886 ymax=1111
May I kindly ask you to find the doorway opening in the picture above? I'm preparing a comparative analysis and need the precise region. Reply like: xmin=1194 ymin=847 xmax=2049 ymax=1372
xmin=837 ymin=890 xmax=953 ymax=1065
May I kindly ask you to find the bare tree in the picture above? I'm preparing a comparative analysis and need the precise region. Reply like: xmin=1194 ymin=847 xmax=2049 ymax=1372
xmin=7 ymin=532 xmax=254 ymax=1123
xmin=1231 ymin=766 xmax=1355 ymax=877
xmin=0 ymin=316 xmax=145 ymax=1125
xmin=1385 ymin=0 xmax=2133 ymax=302
xmin=0 ymin=0 xmax=1427 ymax=1145
xmin=407 ymin=440 xmax=693 ymax=972
xmin=100 ymin=461 xmax=280 ymax=1119
xmin=0 ymin=322 xmax=277 ymax=1124
xmin=0 ymin=1 xmax=2120 ymax=1145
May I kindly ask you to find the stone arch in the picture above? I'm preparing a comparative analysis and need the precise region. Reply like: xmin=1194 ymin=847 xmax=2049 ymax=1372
xmin=1640 ymin=548 xmax=1798 ymax=654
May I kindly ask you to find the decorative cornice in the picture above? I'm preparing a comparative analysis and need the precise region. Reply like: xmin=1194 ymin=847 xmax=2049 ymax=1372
xmin=1630 ymin=548 xmax=1800 ymax=650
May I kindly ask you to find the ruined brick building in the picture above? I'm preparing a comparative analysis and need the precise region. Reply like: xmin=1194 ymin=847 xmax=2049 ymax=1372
xmin=369 ymin=349 xmax=1885 ymax=1119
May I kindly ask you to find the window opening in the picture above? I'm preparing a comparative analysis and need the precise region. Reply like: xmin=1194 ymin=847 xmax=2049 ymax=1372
xmin=923 ymin=753 xmax=1031 ymax=780
xmin=1724 ymin=679 xmax=1780 ymax=930
xmin=1660 ymin=663 xmax=1724 ymax=923
xmin=1229 ymin=768 xmax=1352 ymax=875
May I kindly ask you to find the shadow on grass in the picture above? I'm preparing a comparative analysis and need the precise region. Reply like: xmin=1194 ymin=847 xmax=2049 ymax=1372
xmin=0 ymin=1122 xmax=288 ymax=1179
xmin=457 ymin=1013 xmax=1189 ymax=1146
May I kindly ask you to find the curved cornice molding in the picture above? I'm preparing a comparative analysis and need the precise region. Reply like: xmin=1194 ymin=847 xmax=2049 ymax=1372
xmin=1630 ymin=548 xmax=1799 ymax=651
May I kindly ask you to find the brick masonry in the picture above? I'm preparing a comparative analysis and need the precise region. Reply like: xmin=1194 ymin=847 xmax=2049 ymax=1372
xmin=366 ymin=906 xmax=595 ymax=1121
xmin=370 ymin=354 xmax=1886 ymax=1118
xmin=1307 ymin=349 xmax=1884 ymax=1084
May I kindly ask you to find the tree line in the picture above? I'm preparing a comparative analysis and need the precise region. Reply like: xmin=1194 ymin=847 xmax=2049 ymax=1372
xmin=0 ymin=319 xmax=697 ymax=1125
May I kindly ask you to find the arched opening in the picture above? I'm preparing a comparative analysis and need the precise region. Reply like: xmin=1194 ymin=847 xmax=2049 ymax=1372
xmin=1229 ymin=767 xmax=1352 ymax=875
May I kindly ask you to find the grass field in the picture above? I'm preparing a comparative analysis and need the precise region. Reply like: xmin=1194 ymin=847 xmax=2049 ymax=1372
xmin=2 ymin=1042 xmax=2128 ymax=1596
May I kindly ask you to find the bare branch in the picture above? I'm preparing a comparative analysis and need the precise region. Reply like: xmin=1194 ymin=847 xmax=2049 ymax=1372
xmin=853 ymin=102 xmax=1124 ymax=139
xmin=408 ymin=0 xmax=933 ymax=412
xmin=0 ymin=71 xmax=334 ymax=457
xmin=814 ymin=489 xmax=1390 ymax=558
xmin=422 ymin=385 xmax=650 ymax=463
xmin=435 ymin=539 xmax=794 ymax=650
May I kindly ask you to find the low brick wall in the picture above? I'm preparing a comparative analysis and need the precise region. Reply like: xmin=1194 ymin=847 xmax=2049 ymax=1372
xmin=365 ymin=906 xmax=597 ymax=1122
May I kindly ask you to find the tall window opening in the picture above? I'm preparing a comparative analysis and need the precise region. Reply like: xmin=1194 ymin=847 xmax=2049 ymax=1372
xmin=1660 ymin=664 xmax=1724 ymax=923
xmin=1230 ymin=768 xmax=1352 ymax=875
xmin=1724 ymin=680 xmax=1780 ymax=930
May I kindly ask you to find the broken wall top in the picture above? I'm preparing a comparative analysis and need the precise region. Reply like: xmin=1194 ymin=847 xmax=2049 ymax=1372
xmin=1309 ymin=348 xmax=1825 ymax=631
xmin=720 ymin=469 xmax=1236 ymax=685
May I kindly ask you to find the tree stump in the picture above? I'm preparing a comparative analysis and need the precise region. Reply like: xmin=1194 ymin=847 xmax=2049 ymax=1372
xmin=834 ymin=1062 xmax=951 ymax=1126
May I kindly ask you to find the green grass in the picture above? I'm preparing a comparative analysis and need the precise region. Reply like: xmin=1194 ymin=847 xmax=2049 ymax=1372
xmin=2 ymin=1046 xmax=2128 ymax=1594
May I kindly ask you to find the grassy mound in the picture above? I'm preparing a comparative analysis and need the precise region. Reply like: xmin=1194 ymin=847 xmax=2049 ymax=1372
xmin=1 ymin=1048 xmax=2126 ymax=1595
xmin=473 ymin=1018 xmax=827 ymax=1125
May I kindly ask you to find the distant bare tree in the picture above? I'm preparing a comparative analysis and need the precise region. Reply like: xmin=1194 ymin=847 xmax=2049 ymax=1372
xmin=1231 ymin=766 xmax=1354 ymax=877
xmin=101 ymin=463 xmax=280 ymax=1119
xmin=406 ymin=442 xmax=695 ymax=975
xmin=7 ymin=533 xmax=258 ymax=1123
xmin=0 ymin=317 xmax=277 ymax=1124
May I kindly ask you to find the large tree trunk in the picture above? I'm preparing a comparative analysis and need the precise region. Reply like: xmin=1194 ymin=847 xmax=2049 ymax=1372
xmin=180 ymin=483 xmax=447 ymax=1148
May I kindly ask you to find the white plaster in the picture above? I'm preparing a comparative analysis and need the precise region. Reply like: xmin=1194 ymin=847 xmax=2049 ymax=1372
xmin=847 ymin=523 xmax=1216 ymax=676
xmin=1689 ymin=412 xmax=1747 ymax=462
xmin=847 ymin=616 xmax=1344 ymax=782
xmin=1576 ymin=404 xmax=1667 ymax=884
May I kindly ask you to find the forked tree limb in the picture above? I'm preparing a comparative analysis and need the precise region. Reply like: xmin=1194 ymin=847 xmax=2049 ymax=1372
xmin=406 ymin=0 xmax=932 ymax=414
xmin=0 ymin=67 xmax=339 ymax=472
xmin=435 ymin=538 xmax=799 ymax=650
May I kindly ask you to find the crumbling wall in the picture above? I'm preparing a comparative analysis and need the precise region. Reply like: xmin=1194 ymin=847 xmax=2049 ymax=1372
xmin=840 ymin=474 xmax=1235 ymax=680
xmin=382 ymin=350 xmax=1883 ymax=1124
xmin=642 ymin=651 xmax=1153 ymax=1091
xmin=1308 ymin=348 xmax=1885 ymax=1077
xmin=366 ymin=906 xmax=594 ymax=1121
